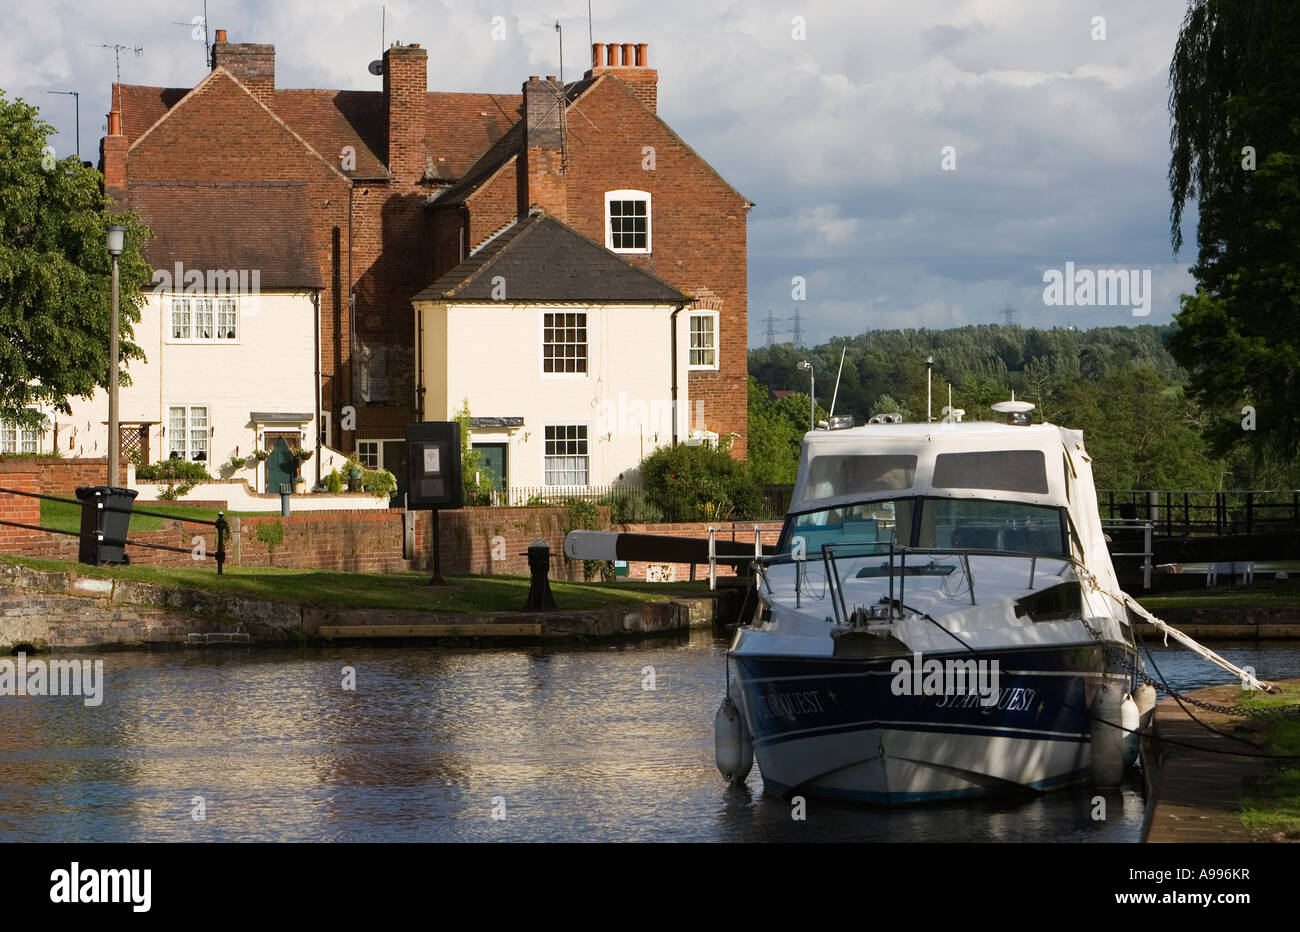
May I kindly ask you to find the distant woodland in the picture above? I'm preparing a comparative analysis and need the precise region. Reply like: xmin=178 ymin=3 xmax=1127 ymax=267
xmin=747 ymin=325 xmax=1299 ymax=491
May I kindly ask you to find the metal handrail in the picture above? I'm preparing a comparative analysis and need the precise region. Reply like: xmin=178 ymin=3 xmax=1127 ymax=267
xmin=0 ymin=485 xmax=228 ymax=573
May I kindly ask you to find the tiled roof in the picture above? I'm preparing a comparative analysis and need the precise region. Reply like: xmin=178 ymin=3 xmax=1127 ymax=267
xmin=114 ymin=84 xmax=521 ymax=181
xmin=429 ymin=78 xmax=595 ymax=209
xmin=129 ymin=181 xmax=323 ymax=288
xmin=411 ymin=212 xmax=690 ymax=305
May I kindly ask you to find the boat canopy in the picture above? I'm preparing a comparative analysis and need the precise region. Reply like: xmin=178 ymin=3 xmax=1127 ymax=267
xmin=788 ymin=421 xmax=1120 ymax=594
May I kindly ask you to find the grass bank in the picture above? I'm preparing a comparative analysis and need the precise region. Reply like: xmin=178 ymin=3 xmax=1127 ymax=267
xmin=1237 ymin=683 xmax=1300 ymax=840
xmin=39 ymin=498 xmax=264 ymax=534
xmin=0 ymin=553 xmax=675 ymax=613
xmin=1141 ymin=579 xmax=1300 ymax=611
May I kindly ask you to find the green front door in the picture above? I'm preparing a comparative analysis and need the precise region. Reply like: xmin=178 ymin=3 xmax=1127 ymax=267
xmin=267 ymin=438 xmax=295 ymax=494
xmin=474 ymin=443 xmax=507 ymax=494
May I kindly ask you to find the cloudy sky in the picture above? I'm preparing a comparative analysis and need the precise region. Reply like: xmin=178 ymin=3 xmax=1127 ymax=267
xmin=3 ymin=0 xmax=1198 ymax=346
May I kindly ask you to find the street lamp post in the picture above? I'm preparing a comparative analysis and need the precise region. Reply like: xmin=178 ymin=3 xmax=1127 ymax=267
xmin=798 ymin=360 xmax=814 ymax=431
xmin=106 ymin=225 xmax=124 ymax=488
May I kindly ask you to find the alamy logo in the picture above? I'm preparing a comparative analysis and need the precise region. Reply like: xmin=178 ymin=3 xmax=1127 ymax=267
xmin=889 ymin=651 xmax=1000 ymax=706
xmin=0 ymin=652 xmax=103 ymax=707
xmin=1041 ymin=262 xmax=1152 ymax=316
xmin=151 ymin=262 xmax=261 ymax=297
xmin=49 ymin=863 xmax=151 ymax=912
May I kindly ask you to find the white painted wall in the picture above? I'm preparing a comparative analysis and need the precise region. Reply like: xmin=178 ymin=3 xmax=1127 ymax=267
xmin=43 ymin=290 xmax=322 ymax=490
xmin=133 ymin=480 xmax=390 ymax=512
xmin=416 ymin=301 xmax=689 ymax=491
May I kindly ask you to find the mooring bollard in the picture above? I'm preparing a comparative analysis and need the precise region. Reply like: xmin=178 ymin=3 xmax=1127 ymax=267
xmin=524 ymin=539 xmax=558 ymax=611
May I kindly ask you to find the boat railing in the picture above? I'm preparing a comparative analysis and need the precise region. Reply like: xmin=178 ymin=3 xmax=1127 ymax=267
xmin=755 ymin=543 xmax=1073 ymax=624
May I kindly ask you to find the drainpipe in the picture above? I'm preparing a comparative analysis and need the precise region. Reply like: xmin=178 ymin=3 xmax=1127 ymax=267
xmin=415 ymin=301 xmax=424 ymax=419
xmin=670 ymin=302 xmax=687 ymax=446
xmin=313 ymin=290 xmax=322 ymax=486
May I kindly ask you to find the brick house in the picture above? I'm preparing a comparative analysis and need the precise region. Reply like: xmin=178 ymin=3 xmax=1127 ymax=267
xmin=91 ymin=29 xmax=751 ymax=492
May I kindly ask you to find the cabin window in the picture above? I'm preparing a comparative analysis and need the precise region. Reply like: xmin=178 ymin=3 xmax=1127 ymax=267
xmin=931 ymin=450 xmax=1048 ymax=494
xmin=805 ymin=454 xmax=917 ymax=501
xmin=781 ymin=497 xmax=916 ymax=556
xmin=920 ymin=499 xmax=1066 ymax=556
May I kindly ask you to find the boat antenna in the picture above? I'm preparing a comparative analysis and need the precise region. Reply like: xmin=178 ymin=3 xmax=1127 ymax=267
xmin=828 ymin=347 xmax=846 ymax=417
xmin=925 ymin=355 xmax=934 ymax=422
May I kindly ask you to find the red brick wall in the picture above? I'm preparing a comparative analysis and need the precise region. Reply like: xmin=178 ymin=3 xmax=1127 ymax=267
xmin=511 ymin=75 xmax=750 ymax=455
xmin=120 ymin=69 xmax=353 ymax=450
xmin=0 ymin=473 xmax=42 ymax=549
xmin=0 ymin=458 xmax=128 ymax=497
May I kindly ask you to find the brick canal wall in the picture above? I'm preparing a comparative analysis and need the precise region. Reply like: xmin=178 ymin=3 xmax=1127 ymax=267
xmin=1 ymin=477 xmax=782 ymax=582
xmin=0 ymin=562 xmax=714 ymax=649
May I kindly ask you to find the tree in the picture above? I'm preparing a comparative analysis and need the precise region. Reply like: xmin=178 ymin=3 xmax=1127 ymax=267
xmin=453 ymin=399 xmax=497 ymax=503
xmin=0 ymin=91 xmax=153 ymax=428
xmin=1166 ymin=0 xmax=1300 ymax=462
xmin=746 ymin=375 xmax=819 ymax=484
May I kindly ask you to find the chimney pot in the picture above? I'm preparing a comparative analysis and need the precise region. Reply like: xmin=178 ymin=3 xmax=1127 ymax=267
xmin=545 ymin=75 xmax=557 ymax=82
xmin=636 ymin=43 xmax=648 ymax=66
xmin=215 ymin=29 xmax=227 ymax=43
xmin=592 ymin=43 xmax=604 ymax=68
xmin=106 ymin=109 xmax=121 ymax=136
xmin=622 ymin=43 xmax=635 ymax=66
xmin=529 ymin=75 xmax=540 ymax=82
xmin=606 ymin=45 xmax=616 ymax=67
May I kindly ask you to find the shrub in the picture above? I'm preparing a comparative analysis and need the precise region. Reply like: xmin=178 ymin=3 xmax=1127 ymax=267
xmin=255 ymin=520 xmax=284 ymax=553
xmin=136 ymin=459 xmax=212 ymax=501
xmin=563 ymin=498 xmax=613 ymax=581
xmin=638 ymin=441 xmax=764 ymax=522
xmin=324 ymin=469 xmax=343 ymax=493
xmin=360 ymin=466 xmax=397 ymax=499
xmin=597 ymin=489 xmax=664 ymax=525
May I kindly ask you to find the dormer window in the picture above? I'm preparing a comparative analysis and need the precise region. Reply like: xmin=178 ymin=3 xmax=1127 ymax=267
xmin=605 ymin=190 xmax=650 ymax=253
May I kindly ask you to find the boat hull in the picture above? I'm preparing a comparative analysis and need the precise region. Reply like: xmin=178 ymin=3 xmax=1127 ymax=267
xmin=732 ymin=643 xmax=1135 ymax=804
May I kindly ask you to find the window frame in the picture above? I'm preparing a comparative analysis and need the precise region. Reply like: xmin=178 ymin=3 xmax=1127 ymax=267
xmin=542 ymin=424 xmax=590 ymax=487
xmin=167 ymin=295 xmax=240 ymax=344
xmin=356 ymin=440 xmax=380 ymax=469
xmin=167 ymin=403 xmax=210 ymax=462
xmin=604 ymin=190 xmax=651 ymax=254
xmin=0 ymin=413 xmax=40 ymax=454
xmin=539 ymin=310 xmax=589 ymax=377
xmin=687 ymin=310 xmax=720 ymax=370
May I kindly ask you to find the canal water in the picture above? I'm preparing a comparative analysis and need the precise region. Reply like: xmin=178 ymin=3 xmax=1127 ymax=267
xmin=2 ymin=634 xmax=1298 ymax=843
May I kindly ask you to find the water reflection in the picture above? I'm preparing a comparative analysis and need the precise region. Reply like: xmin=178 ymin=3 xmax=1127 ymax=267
xmin=0 ymin=635 xmax=1295 ymax=842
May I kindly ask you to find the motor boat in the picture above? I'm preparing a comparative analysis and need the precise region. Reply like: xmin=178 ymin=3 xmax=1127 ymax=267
xmin=723 ymin=402 xmax=1147 ymax=803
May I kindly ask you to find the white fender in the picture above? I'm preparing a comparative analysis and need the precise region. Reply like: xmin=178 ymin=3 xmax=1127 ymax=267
xmin=1121 ymin=692 xmax=1141 ymax=765
xmin=714 ymin=680 xmax=753 ymax=785
xmin=1090 ymin=683 xmax=1125 ymax=787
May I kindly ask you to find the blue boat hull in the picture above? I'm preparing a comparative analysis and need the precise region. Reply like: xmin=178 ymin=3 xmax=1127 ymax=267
xmin=732 ymin=642 xmax=1137 ymax=803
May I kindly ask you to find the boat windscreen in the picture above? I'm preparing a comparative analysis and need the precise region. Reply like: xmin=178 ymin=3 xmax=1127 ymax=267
xmin=780 ymin=497 xmax=916 ymax=557
xmin=919 ymin=498 xmax=1066 ymax=556
xmin=804 ymin=454 xmax=917 ymax=501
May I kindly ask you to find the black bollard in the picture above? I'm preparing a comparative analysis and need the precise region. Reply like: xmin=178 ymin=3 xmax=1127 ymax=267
xmin=524 ymin=539 xmax=558 ymax=611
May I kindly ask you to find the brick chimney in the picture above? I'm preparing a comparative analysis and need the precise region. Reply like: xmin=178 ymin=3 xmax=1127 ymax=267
xmin=521 ymin=75 xmax=567 ymax=220
xmin=210 ymin=29 xmax=275 ymax=106
xmin=383 ymin=42 xmax=428 ymax=180
xmin=586 ymin=42 xmax=657 ymax=113
xmin=100 ymin=97 xmax=127 ymax=200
